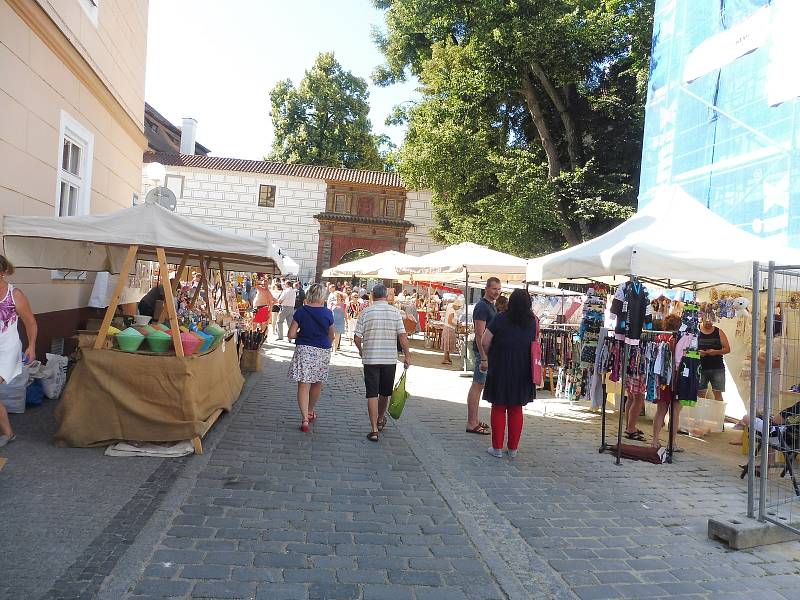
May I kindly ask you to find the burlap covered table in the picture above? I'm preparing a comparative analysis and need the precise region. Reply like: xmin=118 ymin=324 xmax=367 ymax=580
xmin=54 ymin=336 xmax=244 ymax=447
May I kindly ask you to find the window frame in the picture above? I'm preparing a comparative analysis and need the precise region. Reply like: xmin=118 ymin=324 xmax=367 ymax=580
xmin=165 ymin=174 xmax=184 ymax=199
xmin=384 ymin=199 xmax=398 ymax=218
xmin=258 ymin=184 xmax=276 ymax=208
xmin=333 ymin=193 xmax=348 ymax=213
xmin=53 ymin=111 xmax=94 ymax=280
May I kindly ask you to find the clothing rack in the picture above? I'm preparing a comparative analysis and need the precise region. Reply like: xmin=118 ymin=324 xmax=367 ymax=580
xmin=598 ymin=329 xmax=678 ymax=464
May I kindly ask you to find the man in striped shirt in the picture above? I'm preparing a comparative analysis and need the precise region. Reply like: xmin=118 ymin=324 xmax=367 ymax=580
xmin=354 ymin=284 xmax=411 ymax=441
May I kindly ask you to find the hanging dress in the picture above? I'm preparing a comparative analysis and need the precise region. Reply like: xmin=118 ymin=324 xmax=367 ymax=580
xmin=0 ymin=284 xmax=23 ymax=383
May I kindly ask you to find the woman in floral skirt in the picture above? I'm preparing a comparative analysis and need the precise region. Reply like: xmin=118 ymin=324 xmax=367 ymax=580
xmin=288 ymin=283 xmax=336 ymax=432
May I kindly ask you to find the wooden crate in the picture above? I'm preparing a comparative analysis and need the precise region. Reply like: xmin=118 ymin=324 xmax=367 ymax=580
xmin=240 ymin=349 xmax=262 ymax=372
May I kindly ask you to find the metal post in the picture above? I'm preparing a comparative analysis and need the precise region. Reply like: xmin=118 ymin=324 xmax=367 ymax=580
xmin=747 ymin=261 xmax=761 ymax=518
xmin=759 ymin=261 xmax=776 ymax=522
xmin=463 ymin=268 xmax=470 ymax=373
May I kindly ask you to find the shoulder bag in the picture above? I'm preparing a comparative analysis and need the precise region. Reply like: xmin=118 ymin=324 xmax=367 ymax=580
xmin=530 ymin=316 xmax=543 ymax=386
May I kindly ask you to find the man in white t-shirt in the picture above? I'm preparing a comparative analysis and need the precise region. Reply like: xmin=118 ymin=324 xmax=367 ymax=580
xmin=276 ymin=284 xmax=297 ymax=340
xmin=354 ymin=284 xmax=411 ymax=442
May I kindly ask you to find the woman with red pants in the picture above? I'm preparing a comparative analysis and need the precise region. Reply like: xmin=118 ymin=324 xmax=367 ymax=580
xmin=480 ymin=288 xmax=538 ymax=458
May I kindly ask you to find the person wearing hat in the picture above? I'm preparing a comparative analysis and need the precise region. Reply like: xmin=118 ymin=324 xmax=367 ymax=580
xmin=440 ymin=296 xmax=462 ymax=365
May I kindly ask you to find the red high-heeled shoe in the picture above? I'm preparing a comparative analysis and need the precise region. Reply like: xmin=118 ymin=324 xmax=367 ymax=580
xmin=300 ymin=419 xmax=310 ymax=433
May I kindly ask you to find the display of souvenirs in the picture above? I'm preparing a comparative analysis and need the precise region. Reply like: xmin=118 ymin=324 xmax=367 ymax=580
xmin=610 ymin=278 xmax=653 ymax=345
xmin=578 ymin=285 xmax=608 ymax=366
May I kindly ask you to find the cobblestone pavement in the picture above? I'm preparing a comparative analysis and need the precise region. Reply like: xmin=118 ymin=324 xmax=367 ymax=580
xmin=5 ymin=336 xmax=800 ymax=600
xmin=108 ymin=338 xmax=800 ymax=600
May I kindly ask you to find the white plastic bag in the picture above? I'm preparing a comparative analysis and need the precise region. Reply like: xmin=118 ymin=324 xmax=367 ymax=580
xmin=41 ymin=353 xmax=68 ymax=400
xmin=0 ymin=369 xmax=30 ymax=414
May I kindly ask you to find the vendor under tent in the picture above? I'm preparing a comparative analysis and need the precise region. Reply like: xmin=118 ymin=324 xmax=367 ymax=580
xmin=322 ymin=250 xmax=422 ymax=280
xmin=396 ymin=242 xmax=528 ymax=371
xmin=2 ymin=200 xmax=283 ymax=452
xmin=525 ymin=186 xmax=800 ymax=465
xmin=526 ymin=186 xmax=800 ymax=288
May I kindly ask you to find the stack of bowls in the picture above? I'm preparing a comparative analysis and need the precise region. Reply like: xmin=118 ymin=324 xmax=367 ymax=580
xmin=204 ymin=323 xmax=225 ymax=347
xmin=146 ymin=329 xmax=172 ymax=353
xmin=116 ymin=327 xmax=145 ymax=352
xmin=194 ymin=330 xmax=214 ymax=353
xmin=179 ymin=331 xmax=203 ymax=355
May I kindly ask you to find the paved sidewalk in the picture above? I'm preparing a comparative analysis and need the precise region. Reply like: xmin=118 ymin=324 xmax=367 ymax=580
xmin=111 ymin=339 xmax=800 ymax=600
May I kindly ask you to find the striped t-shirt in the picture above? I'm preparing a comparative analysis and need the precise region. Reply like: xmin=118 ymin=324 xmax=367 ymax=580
xmin=354 ymin=302 xmax=405 ymax=365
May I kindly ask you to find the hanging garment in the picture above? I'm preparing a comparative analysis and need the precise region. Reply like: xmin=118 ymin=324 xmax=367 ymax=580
xmin=0 ymin=284 xmax=22 ymax=384
xmin=610 ymin=280 xmax=653 ymax=345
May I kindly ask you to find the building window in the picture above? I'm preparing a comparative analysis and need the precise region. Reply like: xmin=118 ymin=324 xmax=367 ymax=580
xmin=165 ymin=174 xmax=184 ymax=199
xmin=54 ymin=111 xmax=93 ymax=280
xmin=56 ymin=111 xmax=93 ymax=217
xmin=79 ymin=0 xmax=100 ymax=26
xmin=357 ymin=197 xmax=373 ymax=217
xmin=333 ymin=193 xmax=348 ymax=213
xmin=258 ymin=184 xmax=276 ymax=207
xmin=385 ymin=199 xmax=398 ymax=218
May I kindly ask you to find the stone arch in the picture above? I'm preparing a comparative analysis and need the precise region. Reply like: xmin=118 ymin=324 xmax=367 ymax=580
xmin=339 ymin=248 xmax=373 ymax=264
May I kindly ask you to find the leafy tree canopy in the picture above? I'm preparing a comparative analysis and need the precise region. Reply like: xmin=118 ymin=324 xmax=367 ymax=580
xmin=269 ymin=52 xmax=389 ymax=171
xmin=372 ymin=0 xmax=654 ymax=255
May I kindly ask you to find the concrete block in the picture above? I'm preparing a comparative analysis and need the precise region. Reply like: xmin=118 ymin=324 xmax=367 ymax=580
xmin=707 ymin=515 xmax=800 ymax=550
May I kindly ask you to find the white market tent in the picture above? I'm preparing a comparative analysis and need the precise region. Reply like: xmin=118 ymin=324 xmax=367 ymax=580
xmin=396 ymin=242 xmax=528 ymax=284
xmin=526 ymin=186 xmax=800 ymax=288
xmin=322 ymin=250 xmax=421 ymax=280
xmin=3 ymin=201 xmax=284 ymax=358
xmin=2 ymin=201 xmax=284 ymax=275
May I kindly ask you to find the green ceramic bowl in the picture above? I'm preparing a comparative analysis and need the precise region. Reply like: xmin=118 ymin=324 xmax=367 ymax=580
xmin=146 ymin=330 xmax=172 ymax=353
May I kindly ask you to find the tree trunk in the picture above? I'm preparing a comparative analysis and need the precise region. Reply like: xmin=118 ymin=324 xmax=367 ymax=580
xmin=530 ymin=62 xmax=583 ymax=169
xmin=519 ymin=73 xmax=581 ymax=246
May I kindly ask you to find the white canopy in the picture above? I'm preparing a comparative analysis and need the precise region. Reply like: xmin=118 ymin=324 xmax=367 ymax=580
xmin=322 ymin=250 xmax=421 ymax=280
xmin=396 ymin=242 xmax=528 ymax=283
xmin=2 ymin=201 xmax=283 ymax=274
xmin=526 ymin=186 xmax=800 ymax=287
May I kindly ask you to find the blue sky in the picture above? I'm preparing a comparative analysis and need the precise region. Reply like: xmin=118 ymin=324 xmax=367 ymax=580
xmin=145 ymin=0 xmax=419 ymax=161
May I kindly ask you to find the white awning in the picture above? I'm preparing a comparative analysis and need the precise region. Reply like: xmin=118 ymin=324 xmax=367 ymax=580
xmin=396 ymin=242 xmax=527 ymax=283
xmin=322 ymin=250 xmax=421 ymax=280
xmin=2 ymin=202 xmax=283 ymax=274
xmin=526 ymin=186 xmax=800 ymax=287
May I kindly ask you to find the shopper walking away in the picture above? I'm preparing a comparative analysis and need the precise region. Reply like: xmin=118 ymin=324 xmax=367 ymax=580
xmin=287 ymin=283 xmax=335 ymax=432
xmin=0 ymin=256 xmax=37 ymax=447
xmin=294 ymin=281 xmax=305 ymax=310
xmin=276 ymin=283 xmax=297 ymax=340
xmin=354 ymin=284 xmax=411 ymax=441
xmin=466 ymin=277 xmax=502 ymax=435
xmin=480 ymin=288 xmax=537 ymax=458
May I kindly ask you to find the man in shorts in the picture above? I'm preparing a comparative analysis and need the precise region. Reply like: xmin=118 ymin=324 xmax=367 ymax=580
xmin=354 ymin=284 xmax=411 ymax=441
xmin=466 ymin=277 xmax=502 ymax=435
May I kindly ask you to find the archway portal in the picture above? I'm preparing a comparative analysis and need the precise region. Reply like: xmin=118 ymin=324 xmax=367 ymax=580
xmin=339 ymin=249 xmax=373 ymax=265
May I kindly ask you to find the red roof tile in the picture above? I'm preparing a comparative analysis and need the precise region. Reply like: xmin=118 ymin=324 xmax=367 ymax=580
xmin=144 ymin=153 xmax=405 ymax=188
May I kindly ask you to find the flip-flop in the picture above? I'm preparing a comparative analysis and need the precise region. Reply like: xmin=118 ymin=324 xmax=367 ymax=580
xmin=466 ymin=425 xmax=490 ymax=435
xmin=624 ymin=431 xmax=646 ymax=441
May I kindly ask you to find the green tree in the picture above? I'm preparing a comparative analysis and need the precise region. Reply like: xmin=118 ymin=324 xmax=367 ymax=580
xmin=269 ymin=52 xmax=386 ymax=170
xmin=373 ymin=0 xmax=654 ymax=254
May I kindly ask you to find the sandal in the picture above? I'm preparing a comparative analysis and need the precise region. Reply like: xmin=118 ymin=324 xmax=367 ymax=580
xmin=377 ymin=417 xmax=387 ymax=432
xmin=367 ymin=431 xmax=379 ymax=442
xmin=300 ymin=419 xmax=310 ymax=433
xmin=466 ymin=424 xmax=491 ymax=435
xmin=624 ymin=430 xmax=646 ymax=441
xmin=308 ymin=411 xmax=317 ymax=423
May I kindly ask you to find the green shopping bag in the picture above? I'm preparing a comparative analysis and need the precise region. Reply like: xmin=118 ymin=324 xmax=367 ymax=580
xmin=388 ymin=368 xmax=410 ymax=420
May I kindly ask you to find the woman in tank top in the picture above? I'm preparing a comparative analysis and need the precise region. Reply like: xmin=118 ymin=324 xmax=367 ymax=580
xmin=698 ymin=307 xmax=730 ymax=402
xmin=0 ymin=255 xmax=38 ymax=447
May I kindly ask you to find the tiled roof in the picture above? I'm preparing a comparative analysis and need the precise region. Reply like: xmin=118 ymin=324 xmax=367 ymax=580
xmin=144 ymin=153 xmax=405 ymax=188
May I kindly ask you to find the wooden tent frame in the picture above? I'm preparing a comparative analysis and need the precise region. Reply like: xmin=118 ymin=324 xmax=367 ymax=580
xmin=93 ymin=245 xmax=235 ymax=357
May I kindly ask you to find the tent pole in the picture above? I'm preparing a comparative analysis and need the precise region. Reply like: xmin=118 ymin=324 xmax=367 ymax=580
xmin=158 ymin=253 xmax=188 ymax=323
xmin=218 ymin=259 xmax=230 ymax=316
xmin=94 ymin=245 xmax=138 ymax=350
xmin=464 ymin=267 xmax=470 ymax=373
xmin=157 ymin=247 xmax=184 ymax=357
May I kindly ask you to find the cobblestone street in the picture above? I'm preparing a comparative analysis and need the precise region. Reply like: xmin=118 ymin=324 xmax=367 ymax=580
xmin=4 ymin=338 xmax=800 ymax=600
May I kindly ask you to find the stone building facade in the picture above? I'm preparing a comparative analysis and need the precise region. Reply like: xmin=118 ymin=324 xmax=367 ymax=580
xmin=142 ymin=153 xmax=443 ymax=281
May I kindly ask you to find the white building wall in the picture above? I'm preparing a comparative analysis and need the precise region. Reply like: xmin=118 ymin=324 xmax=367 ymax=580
xmin=405 ymin=189 xmax=445 ymax=256
xmin=142 ymin=166 xmax=326 ymax=281
xmin=142 ymin=168 xmax=444 ymax=279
